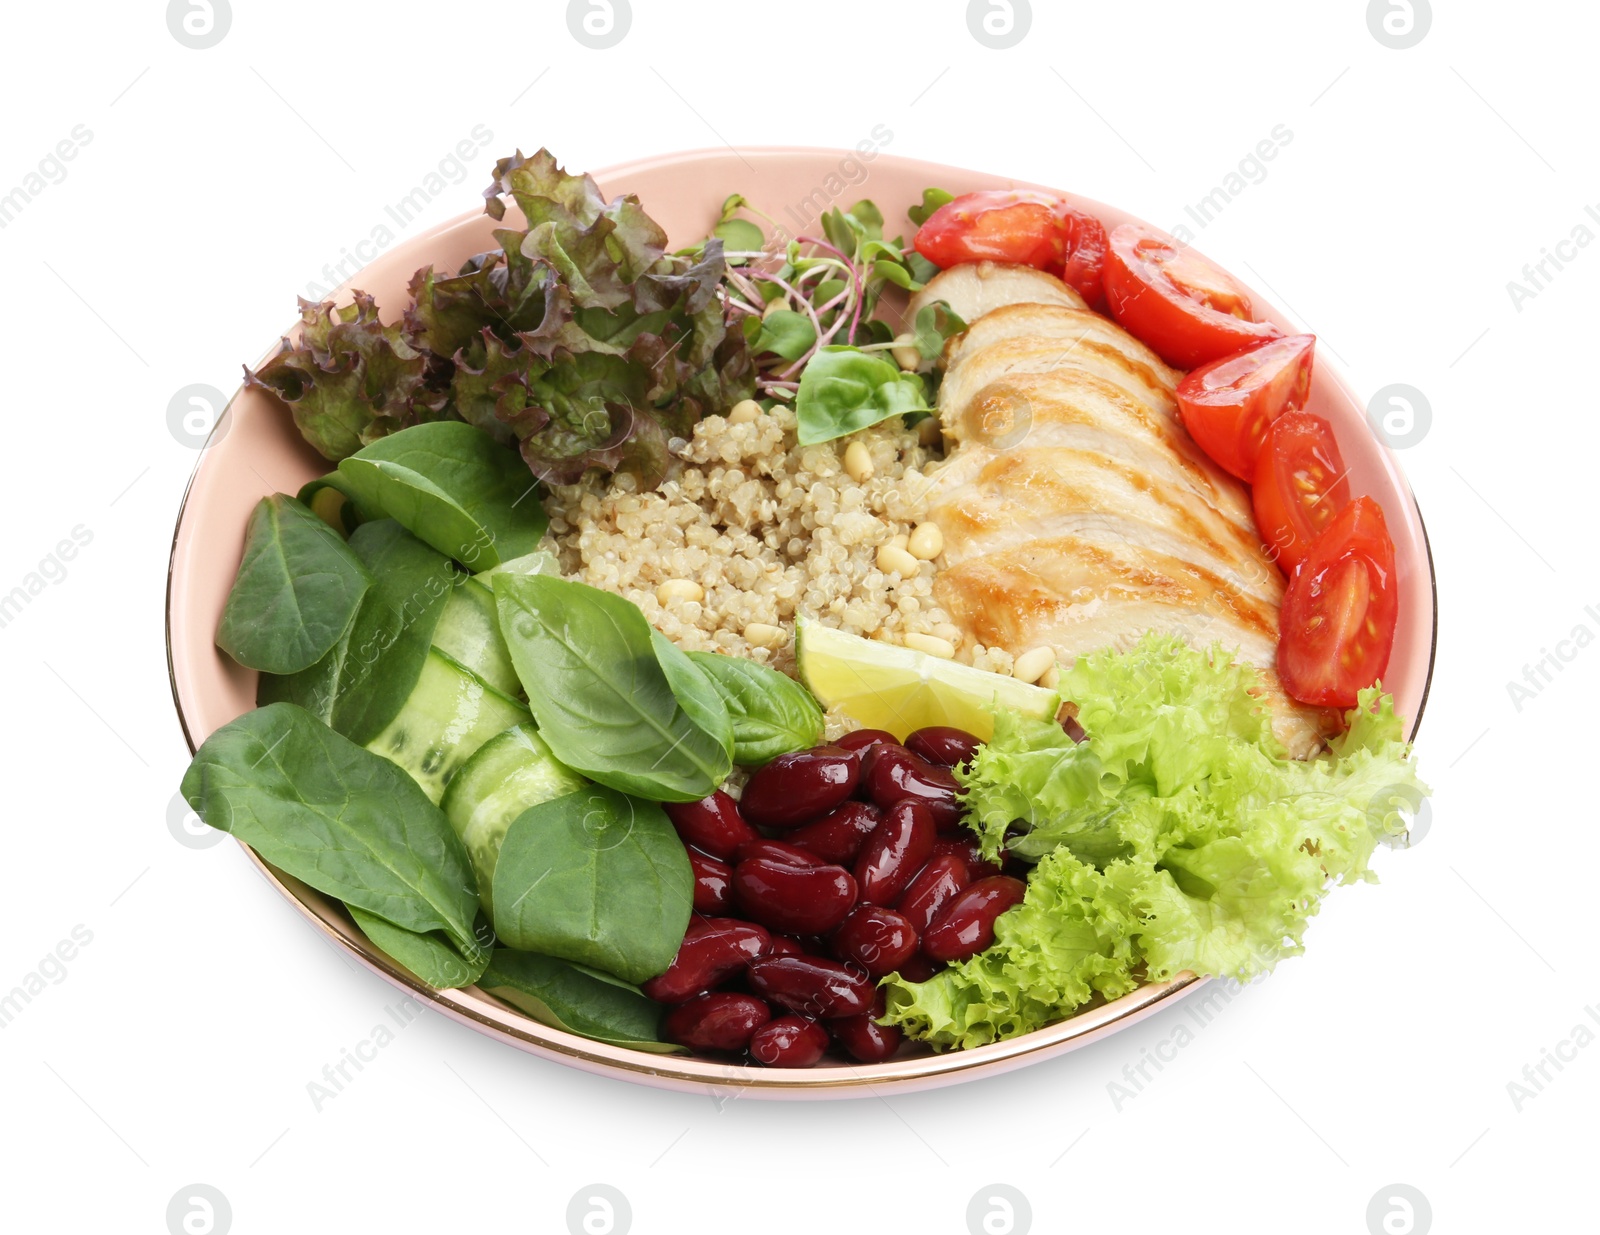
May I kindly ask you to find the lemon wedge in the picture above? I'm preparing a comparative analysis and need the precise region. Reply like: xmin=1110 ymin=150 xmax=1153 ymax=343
xmin=795 ymin=619 xmax=1059 ymax=742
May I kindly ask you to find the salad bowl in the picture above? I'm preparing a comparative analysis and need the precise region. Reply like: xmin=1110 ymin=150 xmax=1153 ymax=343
xmin=167 ymin=147 xmax=1437 ymax=1097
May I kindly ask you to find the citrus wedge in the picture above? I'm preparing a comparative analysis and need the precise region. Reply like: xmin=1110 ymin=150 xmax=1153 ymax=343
xmin=795 ymin=619 xmax=1059 ymax=742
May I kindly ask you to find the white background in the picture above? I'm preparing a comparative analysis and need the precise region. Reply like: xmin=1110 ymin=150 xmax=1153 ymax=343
xmin=0 ymin=1 xmax=1591 ymax=1232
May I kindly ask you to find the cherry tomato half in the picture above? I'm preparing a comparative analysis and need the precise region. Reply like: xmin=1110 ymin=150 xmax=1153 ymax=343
xmin=1176 ymin=334 xmax=1316 ymax=481
xmin=913 ymin=191 xmax=1108 ymax=305
xmin=1057 ymin=205 xmax=1109 ymax=309
xmin=1103 ymin=224 xmax=1282 ymax=368
xmin=1253 ymin=412 xmax=1351 ymax=575
xmin=1278 ymin=497 xmax=1398 ymax=708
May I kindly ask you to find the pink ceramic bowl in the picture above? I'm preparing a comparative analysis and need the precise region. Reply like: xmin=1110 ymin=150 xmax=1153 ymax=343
xmin=167 ymin=148 xmax=1437 ymax=1098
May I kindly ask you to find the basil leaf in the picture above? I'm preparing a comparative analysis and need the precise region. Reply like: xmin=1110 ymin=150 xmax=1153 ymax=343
xmin=908 ymin=187 xmax=955 ymax=228
xmin=181 ymin=703 xmax=481 ymax=953
xmin=490 ymin=787 xmax=693 ymax=984
xmin=493 ymin=574 xmax=733 ymax=801
xmin=336 ymin=422 xmax=549 ymax=570
xmin=217 ymin=495 xmax=374 ymax=675
xmin=651 ymin=634 xmax=735 ymax=765
xmin=348 ymin=906 xmax=490 ymax=990
xmin=751 ymin=309 xmax=817 ymax=361
xmin=686 ymin=652 xmax=824 ymax=766
xmin=794 ymin=346 xmax=933 ymax=446
xmin=481 ymin=950 xmax=683 ymax=1053
xmin=259 ymin=520 xmax=459 ymax=745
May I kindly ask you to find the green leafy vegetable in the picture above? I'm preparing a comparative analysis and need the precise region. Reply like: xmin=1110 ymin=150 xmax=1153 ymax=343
xmin=216 ymin=495 xmax=374 ymax=675
xmin=794 ymin=346 xmax=932 ymax=446
xmin=883 ymin=635 xmax=1429 ymax=1049
xmin=490 ymin=786 xmax=693 ymax=984
xmin=687 ymin=651 xmax=825 ymax=765
xmin=180 ymin=702 xmax=481 ymax=955
xmin=481 ymin=950 xmax=682 ymax=1052
xmin=493 ymin=574 xmax=733 ymax=801
xmin=335 ymin=421 xmax=549 ymax=569
xmin=913 ymin=301 xmax=968 ymax=366
xmin=907 ymin=187 xmax=955 ymax=228
xmin=348 ymin=906 xmax=490 ymax=990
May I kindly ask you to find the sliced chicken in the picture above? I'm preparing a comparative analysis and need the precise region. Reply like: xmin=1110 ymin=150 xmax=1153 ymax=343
xmin=918 ymin=264 xmax=1335 ymax=756
xmin=908 ymin=262 xmax=1086 ymax=328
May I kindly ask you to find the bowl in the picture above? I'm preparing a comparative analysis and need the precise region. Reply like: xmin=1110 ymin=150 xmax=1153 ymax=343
xmin=166 ymin=147 xmax=1437 ymax=1098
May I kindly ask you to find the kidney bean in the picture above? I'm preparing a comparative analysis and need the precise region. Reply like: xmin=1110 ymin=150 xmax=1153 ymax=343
xmin=748 ymin=1016 xmax=829 ymax=1067
xmin=642 ymin=921 xmax=771 ymax=1003
xmin=747 ymin=955 xmax=875 ymax=1018
xmin=830 ymin=904 xmax=919 ymax=977
xmin=765 ymin=936 xmax=805 ymax=958
xmin=834 ymin=728 xmax=899 ymax=752
xmin=831 ymin=1013 xmax=903 ymax=1063
xmin=905 ymin=726 xmax=981 ymax=768
xmin=861 ymin=745 xmax=963 ymax=831
xmin=740 ymin=746 xmax=860 ymax=828
xmin=922 ymin=876 xmax=1027 ymax=963
xmin=688 ymin=850 xmax=733 ymax=914
xmin=895 ymin=854 xmax=971 ymax=933
xmin=733 ymin=858 xmax=858 ymax=935
xmin=734 ymin=839 xmax=823 ymax=867
xmin=896 ymin=954 xmax=938 ymax=982
xmin=665 ymin=791 xmax=759 ymax=860
xmin=929 ymin=837 xmax=1002 ymax=881
xmin=786 ymin=801 xmax=883 ymax=865
xmin=663 ymin=993 xmax=771 ymax=1053
xmin=855 ymin=800 xmax=936 ymax=906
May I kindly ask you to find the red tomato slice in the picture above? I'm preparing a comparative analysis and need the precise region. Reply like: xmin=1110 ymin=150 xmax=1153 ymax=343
xmin=1278 ymin=497 xmax=1398 ymax=708
xmin=1253 ymin=412 xmax=1351 ymax=574
xmin=1056 ymin=205 xmax=1109 ymax=309
xmin=914 ymin=190 xmax=1066 ymax=270
xmin=1103 ymin=224 xmax=1282 ymax=368
xmin=1176 ymin=334 xmax=1316 ymax=480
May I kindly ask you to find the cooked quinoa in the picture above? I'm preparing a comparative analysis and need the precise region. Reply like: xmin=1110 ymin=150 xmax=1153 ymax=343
xmin=542 ymin=405 xmax=1018 ymax=678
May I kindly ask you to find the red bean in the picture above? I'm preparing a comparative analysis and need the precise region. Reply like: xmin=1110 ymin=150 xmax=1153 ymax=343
xmin=830 ymin=904 xmax=919 ymax=977
xmin=923 ymin=876 xmax=1027 ymax=963
xmin=831 ymin=1013 xmax=903 ymax=1063
xmin=896 ymin=954 xmax=938 ymax=982
xmin=747 ymin=955 xmax=875 ymax=1019
xmin=1062 ymin=709 xmax=1088 ymax=744
xmin=749 ymin=1016 xmax=829 ymax=1067
xmin=786 ymin=801 xmax=883 ymax=865
xmin=766 ymin=936 xmax=806 ymax=958
xmin=740 ymin=746 xmax=860 ymax=828
xmin=861 ymin=745 xmax=963 ymax=831
xmin=905 ymin=726 xmax=981 ymax=768
xmin=929 ymin=837 xmax=1002 ymax=881
xmin=664 ymin=791 xmax=759 ymax=861
xmin=895 ymin=854 xmax=971 ymax=933
xmin=732 ymin=858 xmax=858 ymax=935
xmin=855 ymin=800 xmax=936 ymax=906
xmin=834 ymin=728 xmax=898 ymax=752
xmin=642 ymin=921 xmax=771 ymax=1003
xmin=663 ymin=993 xmax=771 ymax=1053
xmin=734 ymin=839 xmax=823 ymax=867
xmin=688 ymin=850 xmax=733 ymax=914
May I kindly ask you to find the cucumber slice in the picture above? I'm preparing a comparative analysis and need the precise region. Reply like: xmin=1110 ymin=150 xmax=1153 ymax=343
xmin=365 ymin=649 xmax=531 ymax=803
xmin=429 ymin=577 xmax=520 ymax=697
xmin=441 ymin=725 xmax=585 ymax=918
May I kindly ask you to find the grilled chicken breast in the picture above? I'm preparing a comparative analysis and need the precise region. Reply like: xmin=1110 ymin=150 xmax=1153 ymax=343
xmin=920 ymin=267 xmax=1334 ymax=756
xmin=908 ymin=261 xmax=1087 ymax=327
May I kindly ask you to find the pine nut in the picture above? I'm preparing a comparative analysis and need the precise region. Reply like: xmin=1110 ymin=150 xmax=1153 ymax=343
xmin=904 ymin=632 xmax=956 ymax=659
xmin=876 ymin=544 xmax=920 ymax=577
xmin=843 ymin=440 xmax=874 ymax=483
xmin=891 ymin=334 xmax=921 ymax=371
xmin=728 ymin=399 xmax=762 ymax=425
xmin=744 ymin=622 xmax=786 ymax=648
xmin=917 ymin=417 xmax=942 ymax=447
xmin=890 ymin=533 xmax=909 ymax=551
xmin=907 ymin=523 xmax=944 ymax=561
xmin=656 ymin=580 xmax=704 ymax=605
xmin=1013 ymin=646 xmax=1057 ymax=684
xmin=1040 ymin=665 xmax=1061 ymax=690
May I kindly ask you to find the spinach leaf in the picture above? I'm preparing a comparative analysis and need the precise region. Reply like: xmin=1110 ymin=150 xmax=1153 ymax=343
xmin=336 ymin=421 xmax=549 ymax=570
xmin=481 ymin=950 xmax=683 ymax=1053
xmin=181 ymin=702 xmax=481 ymax=953
xmin=490 ymin=786 xmax=693 ymax=984
xmin=259 ymin=520 xmax=459 ymax=746
xmin=794 ymin=346 xmax=933 ymax=446
xmin=908 ymin=187 xmax=955 ymax=227
xmin=493 ymin=575 xmax=733 ymax=801
xmin=650 ymin=633 xmax=735 ymax=765
xmin=216 ymin=495 xmax=374 ymax=675
xmin=348 ymin=906 xmax=490 ymax=990
xmin=687 ymin=651 xmax=824 ymax=766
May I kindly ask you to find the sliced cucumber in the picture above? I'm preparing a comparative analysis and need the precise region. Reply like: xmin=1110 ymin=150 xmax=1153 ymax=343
xmin=441 ymin=725 xmax=585 ymax=918
xmin=365 ymin=649 xmax=531 ymax=803
xmin=429 ymin=577 xmax=521 ymax=696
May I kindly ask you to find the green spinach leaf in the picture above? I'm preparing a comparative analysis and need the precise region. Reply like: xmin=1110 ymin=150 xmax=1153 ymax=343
xmin=348 ymin=906 xmax=490 ymax=990
xmin=216 ymin=495 xmax=374 ymax=675
xmin=336 ymin=421 xmax=549 ymax=570
xmin=493 ymin=575 xmax=733 ymax=801
xmin=794 ymin=346 xmax=932 ymax=446
xmin=490 ymin=787 xmax=693 ymax=984
xmin=481 ymin=950 xmax=682 ymax=1052
xmin=686 ymin=651 xmax=824 ymax=766
xmin=181 ymin=702 xmax=480 ymax=953
xmin=650 ymin=633 xmax=735 ymax=765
